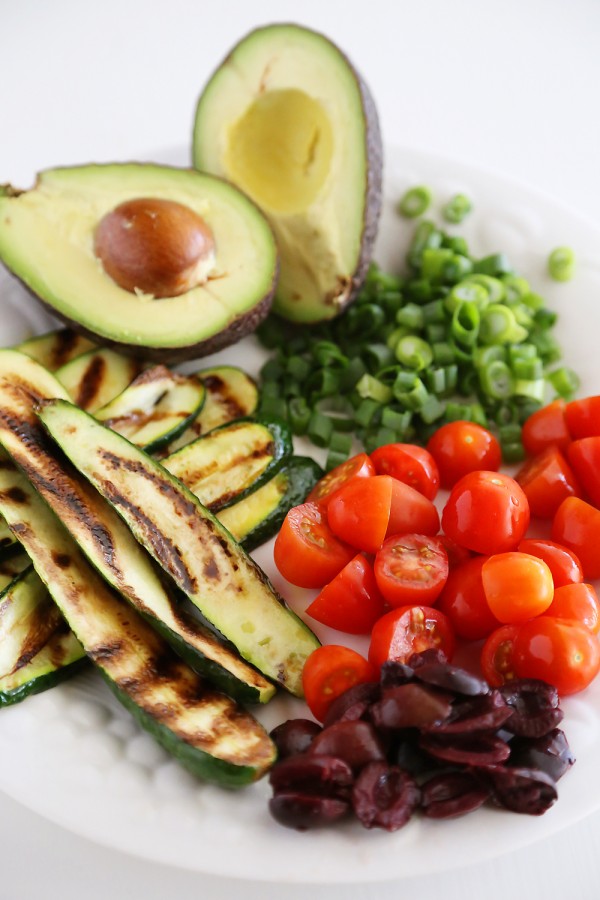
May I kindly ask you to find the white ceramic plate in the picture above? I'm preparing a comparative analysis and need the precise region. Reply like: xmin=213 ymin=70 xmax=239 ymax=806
xmin=1 ymin=145 xmax=600 ymax=884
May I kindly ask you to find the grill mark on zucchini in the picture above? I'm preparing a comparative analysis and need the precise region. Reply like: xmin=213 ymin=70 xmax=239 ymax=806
xmin=74 ymin=355 xmax=106 ymax=410
xmin=201 ymin=374 xmax=248 ymax=422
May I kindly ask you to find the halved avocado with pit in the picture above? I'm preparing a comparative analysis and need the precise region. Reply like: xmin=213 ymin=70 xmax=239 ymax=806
xmin=193 ymin=23 xmax=383 ymax=323
xmin=0 ymin=164 xmax=278 ymax=362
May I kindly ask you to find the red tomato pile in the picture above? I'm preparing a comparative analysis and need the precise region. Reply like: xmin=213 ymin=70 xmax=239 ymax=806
xmin=274 ymin=406 xmax=600 ymax=722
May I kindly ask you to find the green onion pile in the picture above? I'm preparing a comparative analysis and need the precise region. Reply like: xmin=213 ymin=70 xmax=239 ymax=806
xmin=257 ymin=203 xmax=579 ymax=470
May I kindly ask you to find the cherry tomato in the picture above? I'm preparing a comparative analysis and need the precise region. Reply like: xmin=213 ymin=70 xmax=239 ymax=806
xmin=273 ymin=502 xmax=355 ymax=588
xmin=387 ymin=478 xmax=440 ymax=538
xmin=373 ymin=534 xmax=449 ymax=608
xmin=438 ymin=534 xmax=473 ymax=569
xmin=481 ymin=552 xmax=554 ymax=624
xmin=426 ymin=421 xmax=501 ymax=488
xmin=521 ymin=399 xmax=571 ymax=456
xmin=517 ymin=538 xmax=583 ymax=588
xmin=567 ymin=436 xmax=600 ymax=508
xmin=480 ymin=625 xmax=521 ymax=687
xmin=370 ymin=443 xmax=440 ymax=500
xmin=437 ymin=556 xmax=501 ymax=640
xmin=552 ymin=496 xmax=600 ymax=580
xmin=565 ymin=395 xmax=600 ymax=439
xmin=305 ymin=554 xmax=386 ymax=635
xmin=547 ymin=583 xmax=600 ymax=634
xmin=515 ymin=447 xmax=581 ymax=519
xmin=306 ymin=452 xmax=375 ymax=507
xmin=513 ymin=617 xmax=600 ymax=695
xmin=368 ymin=605 xmax=455 ymax=671
xmin=326 ymin=475 xmax=392 ymax=554
xmin=302 ymin=645 xmax=378 ymax=722
xmin=441 ymin=470 xmax=530 ymax=555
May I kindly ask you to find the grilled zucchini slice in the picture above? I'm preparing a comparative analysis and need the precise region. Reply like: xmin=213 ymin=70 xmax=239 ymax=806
xmin=16 ymin=327 xmax=97 ymax=371
xmin=56 ymin=347 xmax=144 ymax=412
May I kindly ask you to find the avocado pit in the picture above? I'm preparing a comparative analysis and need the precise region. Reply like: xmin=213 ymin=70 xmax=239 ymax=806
xmin=94 ymin=197 xmax=216 ymax=298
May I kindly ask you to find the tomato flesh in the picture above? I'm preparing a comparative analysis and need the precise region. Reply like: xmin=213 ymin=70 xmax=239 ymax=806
xmin=437 ymin=555 xmax=501 ymax=640
xmin=370 ymin=443 xmax=440 ymax=500
xmin=368 ymin=605 xmax=455 ymax=671
xmin=302 ymin=645 xmax=378 ymax=722
xmin=567 ymin=436 xmax=600 ymax=508
xmin=515 ymin=447 xmax=580 ymax=519
xmin=521 ymin=399 xmax=571 ymax=456
xmin=441 ymin=470 xmax=530 ymax=555
xmin=426 ymin=420 xmax=501 ymax=488
xmin=273 ymin=502 xmax=355 ymax=588
xmin=517 ymin=538 xmax=583 ymax=588
xmin=387 ymin=478 xmax=440 ymax=538
xmin=480 ymin=625 xmax=520 ymax=687
xmin=552 ymin=496 xmax=600 ymax=580
xmin=513 ymin=616 xmax=600 ymax=695
xmin=305 ymin=554 xmax=386 ymax=635
xmin=374 ymin=534 xmax=449 ymax=608
xmin=327 ymin=475 xmax=393 ymax=554
xmin=307 ymin=452 xmax=375 ymax=507
xmin=547 ymin=582 xmax=600 ymax=634
xmin=565 ymin=395 xmax=600 ymax=440
xmin=481 ymin=552 xmax=554 ymax=624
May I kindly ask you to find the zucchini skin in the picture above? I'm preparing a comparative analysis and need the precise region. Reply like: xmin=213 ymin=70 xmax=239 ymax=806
xmin=0 ymin=657 xmax=87 ymax=707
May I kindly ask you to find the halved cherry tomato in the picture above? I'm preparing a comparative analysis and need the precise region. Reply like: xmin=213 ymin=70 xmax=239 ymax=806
xmin=370 ymin=443 xmax=440 ymax=500
xmin=327 ymin=475 xmax=393 ymax=554
xmin=273 ymin=502 xmax=355 ymax=588
xmin=368 ymin=605 xmax=455 ymax=671
xmin=387 ymin=478 xmax=440 ymax=538
xmin=306 ymin=452 xmax=375 ymax=507
xmin=437 ymin=556 xmax=501 ymax=640
xmin=521 ymin=399 xmax=571 ymax=456
xmin=547 ymin=583 xmax=600 ymax=634
xmin=480 ymin=624 xmax=521 ymax=687
xmin=513 ymin=617 xmax=600 ymax=695
xmin=305 ymin=554 xmax=386 ymax=634
xmin=426 ymin=421 xmax=501 ymax=488
xmin=515 ymin=446 xmax=580 ymax=519
xmin=302 ymin=645 xmax=378 ymax=722
xmin=552 ymin=496 xmax=600 ymax=580
xmin=565 ymin=395 xmax=600 ymax=439
xmin=567 ymin=436 xmax=600 ymax=508
xmin=441 ymin=471 xmax=530 ymax=555
xmin=517 ymin=538 xmax=583 ymax=588
xmin=373 ymin=534 xmax=449 ymax=608
xmin=481 ymin=552 xmax=554 ymax=624
xmin=438 ymin=534 xmax=473 ymax=569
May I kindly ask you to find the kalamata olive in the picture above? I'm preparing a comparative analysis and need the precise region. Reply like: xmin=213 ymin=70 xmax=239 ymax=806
xmin=352 ymin=761 xmax=421 ymax=831
xmin=423 ymin=690 xmax=512 ymax=735
xmin=269 ymin=791 xmax=350 ymax=830
xmin=498 ymin=679 xmax=563 ymax=737
xmin=370 ymin=683 xmax=452 ymax=730
xmin=309 ymin=720 xmax=386 ymax=770
xmin=380 ymin=660 xmax=416 ymax=686
xmin=413 ymin=662 xmax=490 ymax=696
xmin=419 ymin=733 xmax=510 ymax=766
xmin=482 ymin=765 xmax=558 ymax=815
xmin=394 ymin=737 xmax=436 ymax=777
xmin=509 ymin=728 xmax=576 ymax=782
xmin=421 ymin=772 xmax=491 ymax=819
xmin=322 ymin=681 xmax=381 ymax=727
xmin=407 ymin=649 xmax=449 ymax=669
xmin=270 ymin=719 xmax=322 ymax=758
xmin=269 ymin=753 xmax=353 ymax=795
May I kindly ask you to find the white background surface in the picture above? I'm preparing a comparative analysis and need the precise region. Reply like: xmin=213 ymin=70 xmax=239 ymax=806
xmin=2 ymin=0 xmax=600 ymax=897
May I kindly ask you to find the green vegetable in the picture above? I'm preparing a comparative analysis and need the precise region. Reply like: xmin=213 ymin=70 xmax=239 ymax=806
xmin=398 ymin=185 xmax=432 ymax=218
xmin=548 ymin=246 xmax=576 ymax=282
xmin=442 ymin=193 xmax=472 ymax=224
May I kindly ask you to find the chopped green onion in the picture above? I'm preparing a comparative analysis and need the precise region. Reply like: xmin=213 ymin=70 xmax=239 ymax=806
xmin=288 ymin=398 xmax=311 ymax=434
xmin=307 ymin=412 xmax=334 ymax=447
xmin=451 ymin=301 xmax=480 ymax=348
xmin=396 ymin=303 xmax=425 ymax=330
xmin=442 ymin=193 xmax=472 ymax=224
xmin=398 ymin=185 xmax=432 ymax=219
xmin=356 ymin=374 xmax=393 ymax=404
xmin=473 ymin=253 xmax=514 ymax=277
xmin=479 ymin=304 xmax=528 ymax=345
xmin=548 ymin=247 xmax=575 ymax=282
xmin=548 ymin=366 xmax=580 ymax=398
xmin=479 ymin=360 xmax=514 ymax=399
xmin=408 ymin=220 xmax=443 ymax=268
xmin=445 ymin=282 xmax=489 ymax=314
xmin=395 ymin=335 xmax=434 ymax=370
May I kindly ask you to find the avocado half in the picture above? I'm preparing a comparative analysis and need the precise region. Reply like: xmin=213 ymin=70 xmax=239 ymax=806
xmin=193 ymin=23 xmax=383 ymax=324
xmin=0 ymin=164 xmax=278 ymax=362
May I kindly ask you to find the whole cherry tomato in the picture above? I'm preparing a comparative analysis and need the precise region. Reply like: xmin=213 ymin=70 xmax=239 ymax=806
xmin=521 ymin=399 xmax=571 ymax=456
xmin=273 ymin=502 xmax=355 ymax=588
xmin=302 ymin=645 xmax=378 ymax=722
xmin=481 ymin=552 xmax=554 ymax=624
xmin=565 ymin=395 xmax=600 ymax=439
xmin=513 ymin=617 xmax=600 ymax=695
xmin=438 ymin=534 xmax=473 ymax=569
xmin=547 ymin=582 xmax=600 ymax=634
xmin=517 ymin=538 xmax=583 ymax=587
xmin=370 ymin=443 xmax=440 ymax=500
xmin=305 ymin=554 xmax=386 ymax=635
xmin=567 ymin=436 xmax=600 ymax=508
xmin=426 ymin=421 xmax=502 ymax=488
xmin=368 ymin=605 xmax=455 ymax=671
xmin=480 ymin=624 xmax=521 ymax=687
xmin=441 ymin=471 xmax=530 ymax=555
xmin=307 ymin=452 xmax=375 ymax=507
xmin=373 ymin=534 xmax=449 ymax=608
xmin=437 ymin=555 xmax=501 ymax=640
xmin=515 ymin=447 xmax=580 ymax=519
xmin=552 ymin=497 xmax=600 ymax=580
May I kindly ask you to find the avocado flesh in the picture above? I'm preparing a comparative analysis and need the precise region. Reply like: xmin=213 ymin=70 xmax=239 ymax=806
xmin=0 ymin=164 xmax=278 ymax=361
xmin=193 ymin=24 xmax=383 ymax=323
